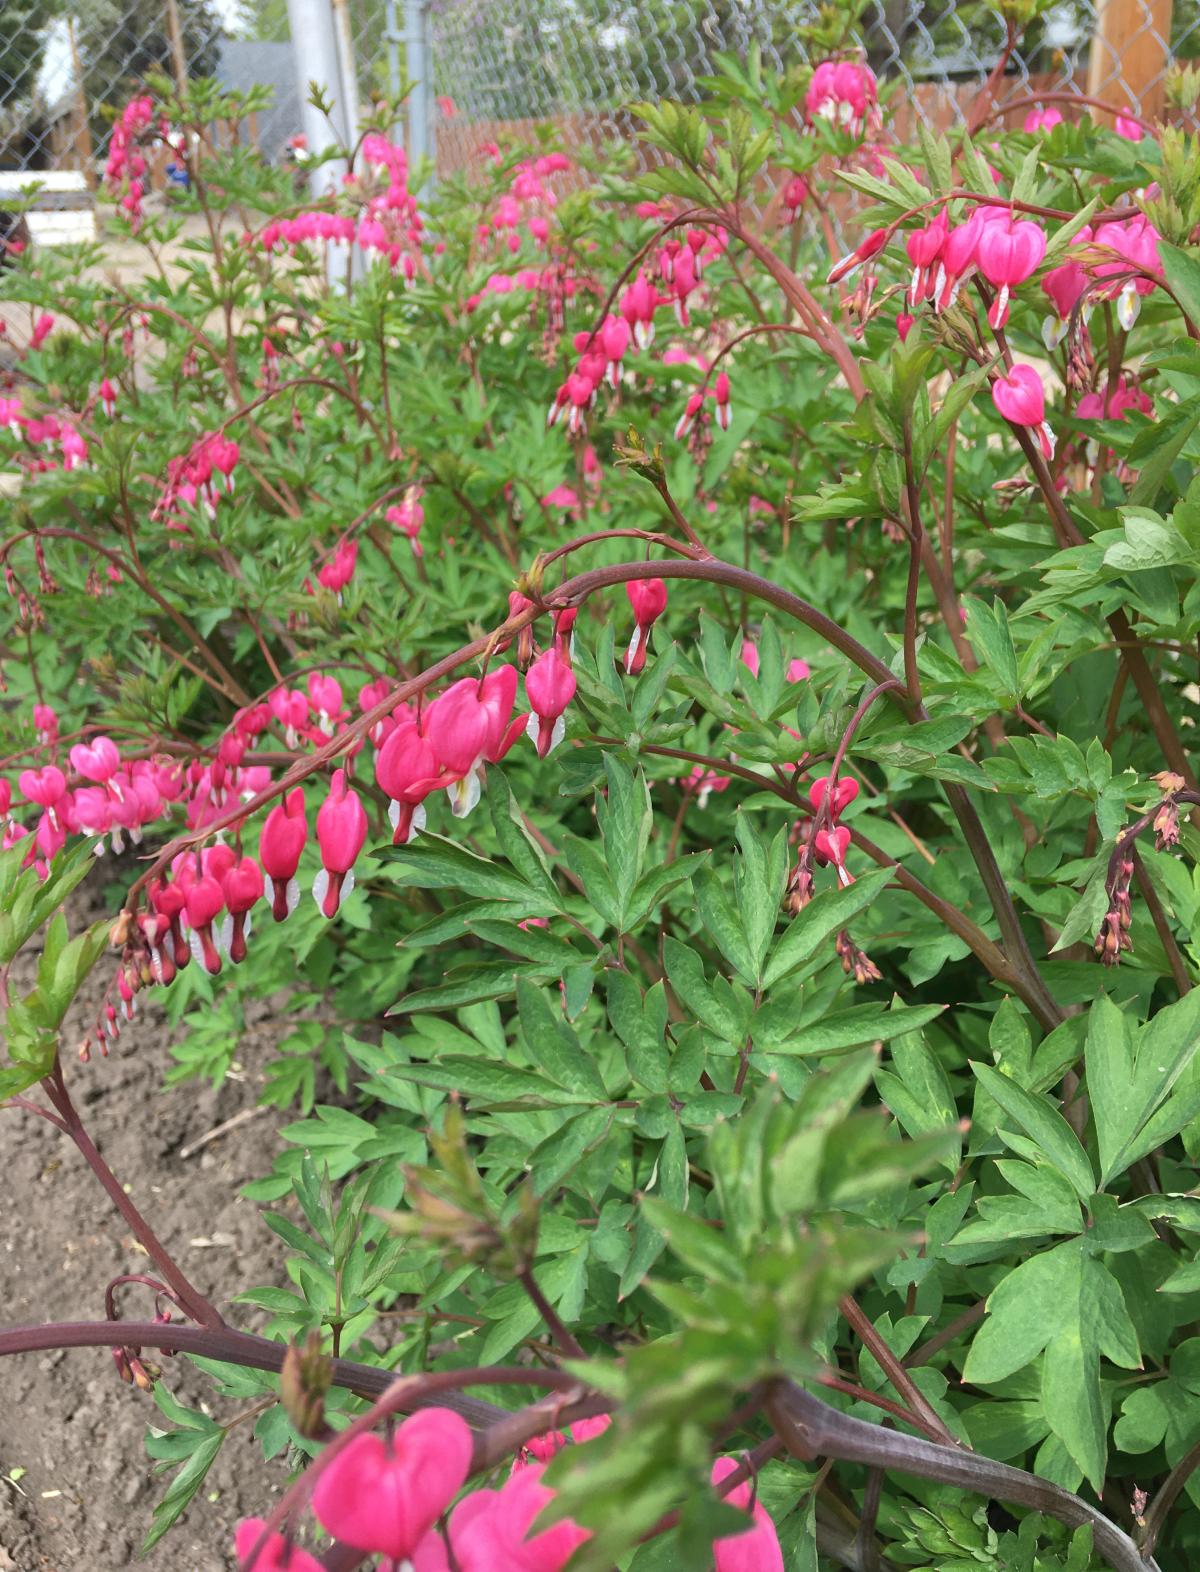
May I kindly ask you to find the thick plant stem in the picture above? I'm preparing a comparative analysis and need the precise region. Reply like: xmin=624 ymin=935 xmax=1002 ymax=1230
xmin=767 ymin=1380 xmax=1158 ymax=1572
xmin=0 ymin=1319 xmax=542 ymax=1430
xmin=43 ymin=1067 xmax=224 ymax=1331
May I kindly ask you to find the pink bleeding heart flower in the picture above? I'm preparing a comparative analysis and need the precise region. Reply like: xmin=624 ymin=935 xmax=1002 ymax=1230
xmin=542 ymin=484 xmax=581 ymax=516
xmin=808 ymin=775 xmax=859 ymax=819
xmin=625 ymin=579 xmax=668 ymax=675
xmin=387 ymin=487 xmax=425 ymax=556
xmin=1023 ymin=106 xmax=1063 ymax=133
xmin=269 ymin=686 xmax=309 ymax=744
xmin=713 ymin=370 xmax=732 ymax=430
xmin=1107 ymin=375 xmax=1153 ymax=420
xmin=427 ymin=680 xmax=493 ymax=778
xmin=1093 ymin=214 xmax=1163 ymax=328
xmin=317 ymin=538 xmax=357 ymax=596
xmin=992 ymin=363 xmax=1055 ymax=460
xmin=150 ymin=876 xmax=190 ymax=969
xmin=806 ymin=58 xmax=878 ymax=133
xmin=525 ymin=648 xmax=576 ymax=757
xmin=599 ymin=313 xmax=630 ymax=385
xmin=814 ymin=825 xmax=851 ymax=866
xmin=308 ymin=673 xmax=344 ymax=733
xmin=1114 ymin=107 xmax=1145 ymax=142
xmin=426 ymin=667 xmax=525 ymax=818
xmin=19 ymin=765 xmax=66 ymax=809
xmin=449 ymin=1462 xmax=590 ymax=1572
xmin=311 ymin=1410 xmax=473 ymax=1562
xmin=711 ymin=1458 xmax=785 ymax=1572
xmin=1041 ymin=247 xmax=1091 ymax=349
xmin=782 ymin=174 xmax=808 ymax=221
xmin=517 ymin=1430 xmax=567 ymax=1467
xmin=314 ymin=769 xmax=368 ymax=918
xmin=35 ymin=810 xmax=66 ymax=863
xmin=896 ymin=310 xmax=914 ymax=341
xmin=905 ymin=211 xmax=947 ymax=305
xmin=619 ymin=269 xmax=658 ymax=350
xmin=933 ymin=206 xmax=1004 ymax=310
xmin=233 ymin=1519 xmax=325 ymax=1572
xmin=202 ymin=840 xmax=236 ymax=883
xmin=827 ymin=227 xmax=886 ymax=285
xmin=220 ymin=856 xmax=263 ymax=963
xmin=70 ymin=736 xmax=121 ymax=783
xmin=184 ymin=869 xmax=225 ymax=974
xmin=976 ymin=217 xmax=1047 ymax=330
xmin=674 ymin=390 xmax=706 ymax=442
xmin=260 ymin=787 xmax=308 ymax=921
xmin=375 ymin=720 xmax=442 ymax=843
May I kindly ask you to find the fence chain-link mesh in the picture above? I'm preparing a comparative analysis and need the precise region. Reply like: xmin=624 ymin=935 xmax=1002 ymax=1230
xmin=0 ymin=0 xmax=1197 ymax=180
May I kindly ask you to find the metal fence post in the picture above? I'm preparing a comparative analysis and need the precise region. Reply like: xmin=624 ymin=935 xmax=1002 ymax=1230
xmin=285 ymin=0 xmax=350 ymax=197
xmin=385 ymin=0 xmax=404 ymax=109
xmin=285 ymin=0 xmax=360 ymax=287
xmin=404 ymin=0 xmax=435 ymax=192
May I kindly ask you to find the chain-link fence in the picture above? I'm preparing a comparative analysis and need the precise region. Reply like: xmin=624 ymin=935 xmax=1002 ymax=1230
xmin=0 ymin=0 xmax=1195 ymax=185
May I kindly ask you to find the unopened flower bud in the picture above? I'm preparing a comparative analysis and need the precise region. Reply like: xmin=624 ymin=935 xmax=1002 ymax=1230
xmin=280 ymin=1332 xmax=333 ymax=1439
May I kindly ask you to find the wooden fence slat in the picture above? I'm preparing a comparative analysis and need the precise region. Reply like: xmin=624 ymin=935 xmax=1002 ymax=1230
xmin=1087 ymin=0 xmax=1174 ymax=116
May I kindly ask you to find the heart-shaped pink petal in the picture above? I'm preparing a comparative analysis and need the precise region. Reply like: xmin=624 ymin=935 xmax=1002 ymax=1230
xmin=311 ymin=1410 xmax=473 ymax=1561
xmin=814 ymin=825 xmax=851 ymax=865
xmin=808 ymin=775 xmax=859 ymax=819
xmin=992 ymin=364 xmax=1045 ymax=428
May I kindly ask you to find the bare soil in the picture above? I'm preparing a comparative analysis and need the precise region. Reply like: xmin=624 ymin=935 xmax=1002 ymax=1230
xmin=0 ymin=878 xmax=297 ymax=1571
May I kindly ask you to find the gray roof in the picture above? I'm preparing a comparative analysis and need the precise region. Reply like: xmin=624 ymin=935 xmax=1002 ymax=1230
xmin=215 ymin=40 xmax=304 ymax=161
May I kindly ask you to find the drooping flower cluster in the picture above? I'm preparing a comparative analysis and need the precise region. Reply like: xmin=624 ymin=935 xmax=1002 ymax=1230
xmin=256 ymin=131 xmax=424 ymax=278
xmin=0 ymin=400 xmax=89 ymax=477
xmin=104 ymin=93 xmax=169 ymax=230
xmin=152 ymin=431 xmax=241 ymax=529
xmin=483 ymin=151 xmax=572 ymax=255
xmin=464 ymin=263 xmax=584 ymax=316
xmin=785 ymin=772 xmax=880 ymax=984
xmin=546 ymin=219 xmax=728 ymax=438
xmin=6 ymin=730 xmax=184 ymax=876
xmin=834 ymin=157 xmax=1167 ymax=472
xmin=372 ymin=665 xmax=527 ymax=837
xmin=233 ymin=1408 xmax=784 ymax=1572
xmin=1024 ymin=105 xmax=1063 ymax=134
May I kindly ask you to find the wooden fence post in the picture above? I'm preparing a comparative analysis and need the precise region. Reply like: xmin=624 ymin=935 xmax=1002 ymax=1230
xmin=1087 ymin=0 xmax=1174 ymax=118
xmin=67 ymin=17 xmax=96 ymax=188
xmin=164 ymin=0 xmax=190 ymax=100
